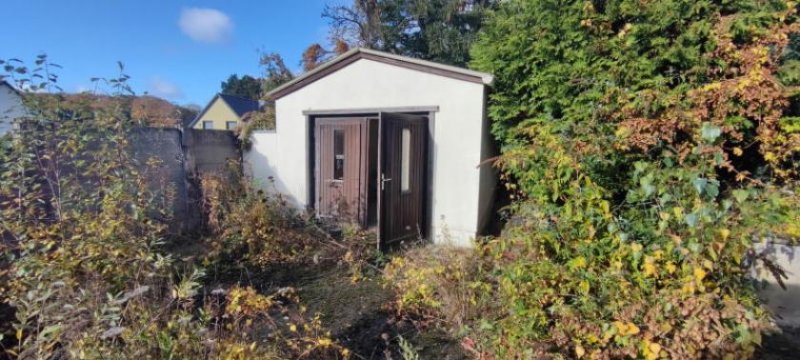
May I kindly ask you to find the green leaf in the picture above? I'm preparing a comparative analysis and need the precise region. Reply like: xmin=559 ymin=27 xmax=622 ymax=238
xmin=692 ymin=177 xmax=708 ymax=195
xmin=701 ymin=123 xmax=722 ymax=142
xmin=733 ymin=189 xmax=749 ymax=203
xmin=706 ymin=181 xmax=719 ymax=198
xmin=685 ymin=213 xmax=699 ymax=228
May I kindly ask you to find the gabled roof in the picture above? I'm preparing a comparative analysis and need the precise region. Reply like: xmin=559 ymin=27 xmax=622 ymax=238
xmin=266 ymin=48 xmax=494 ymax=100
xmin=218 ymin=93 xmax=261 ymax=117
xmin=187 ymin=93 xmax=261 ymax=129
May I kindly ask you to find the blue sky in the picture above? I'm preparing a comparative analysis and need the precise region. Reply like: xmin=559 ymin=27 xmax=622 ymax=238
xmin=0 ymin=0 xmax=347 ymax=106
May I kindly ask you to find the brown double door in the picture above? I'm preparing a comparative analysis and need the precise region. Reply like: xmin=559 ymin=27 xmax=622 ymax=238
xmin=315 ymin=113 xmax=428 ymax=247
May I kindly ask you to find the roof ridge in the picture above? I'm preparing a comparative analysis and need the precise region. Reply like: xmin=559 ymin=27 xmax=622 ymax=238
xmin=218 ymin=92 xmax=259 ymax=102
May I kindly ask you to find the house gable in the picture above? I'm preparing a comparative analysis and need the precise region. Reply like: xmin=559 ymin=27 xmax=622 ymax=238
xmin=190 ymin=95 xmax=239 ymax=130
xmin=266 ymin=48 xmax=494 ymax=101
xmin=189 ymin=93 xmax=261 ymax=130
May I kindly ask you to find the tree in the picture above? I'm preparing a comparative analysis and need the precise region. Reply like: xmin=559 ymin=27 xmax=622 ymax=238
xmin=386 ymin=0 xmax=800 ymax=358
xmin=333 ymin=38 xmax=351 ymax=55
xmin=259 ymin=52 xmax=294 ymax=94
xmin=220 ymin=74 xmax=261 ymax=99
xmin=385 ymin=0 xmax=497 ymax=66
xmin=301 ymin=43 xmax=328 ymax=72
xmin=321 ymin=0 xmax=497 ymax=66
xmin=322 ymin=0 xmax=383 ymax=48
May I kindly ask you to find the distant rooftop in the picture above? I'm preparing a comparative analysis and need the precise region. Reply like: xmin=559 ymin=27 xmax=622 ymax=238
xmin=217 ymin=93 xmax=260 ymax=117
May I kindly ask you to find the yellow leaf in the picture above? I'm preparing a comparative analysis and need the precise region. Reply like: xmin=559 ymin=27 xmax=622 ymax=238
xmin=642 ymin=340 xmax=662 ymax=360
xmin=579 ymin=280 xmax=590 ymax=294
xmin=576 ymin=345 xmax=586 ymax=358
xmin=666 ymin=262 xmax=677 ymax=274
xmin=733 ymin=147 xmax=743 ymax=156
xmin=643 ymin=259 xmax=657 ymax=277
xmin=649 ymin=342 xmax=661 ymax=354
xmin=614 ymin=321 xmax=640 ymax=336
xmin=719 ymin=228 xmax=730 ymax=240
xmin=694 ymin=267 xmax=707 ymax=282
xmin=289 ymin=324 xmax=297 ymax=332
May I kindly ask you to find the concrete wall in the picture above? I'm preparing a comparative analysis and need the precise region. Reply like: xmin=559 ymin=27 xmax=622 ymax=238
xmin=183 ymin=129 xmax=241 ymax=174
xmin=245 ymin=58 xmax=492 ymax=246
xmin=129 ymin=128 xmax=198 ymax=233
xmin=752 ymin=241 xmax=800 ymax=328
xmin=128 ymin=128 xmax=241 ymax=234
xmin=0 ymin=84 xmax=26 ymax=136
xmin=193 ymin=96 xmax=240 ymax=130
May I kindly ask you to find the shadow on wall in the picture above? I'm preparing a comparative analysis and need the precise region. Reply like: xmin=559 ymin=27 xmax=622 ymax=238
xmin=752 ymin=241 xmax=800 ymax=328
xmin=242 ymin=131 xmax=299 ymax=208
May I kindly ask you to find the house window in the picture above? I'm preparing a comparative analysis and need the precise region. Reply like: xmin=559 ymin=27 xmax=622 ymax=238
xmin=226 ymin=121 xmax=237 ymax=130
xmin=333 ymin=129 xmax=344 ymax=180
xmin=401 ymin=128 xmax=411 ymax=192
xmin=202 ymin=121 xmax=214 ymax=130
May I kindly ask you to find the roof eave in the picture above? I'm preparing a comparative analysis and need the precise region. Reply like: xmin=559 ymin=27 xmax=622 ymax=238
xmin=186 ymin=93 xmax=221 ymax=129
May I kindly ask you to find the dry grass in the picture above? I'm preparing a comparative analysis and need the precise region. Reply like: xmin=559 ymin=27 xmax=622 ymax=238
xmin=384 ymin=245 xmax=483 ymax=331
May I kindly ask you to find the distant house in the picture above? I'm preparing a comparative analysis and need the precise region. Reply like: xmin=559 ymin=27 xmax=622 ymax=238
xmin=245 ymin=48 xmax=496 ymax=248
xmin=187 ymin=93 xmax=261 ymax=131
xmin=0 ymin=80 xmax=26 ymax=136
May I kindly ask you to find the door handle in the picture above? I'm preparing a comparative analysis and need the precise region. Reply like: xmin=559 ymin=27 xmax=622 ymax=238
xmin=381 ymin=173 xmax=392 ymax=190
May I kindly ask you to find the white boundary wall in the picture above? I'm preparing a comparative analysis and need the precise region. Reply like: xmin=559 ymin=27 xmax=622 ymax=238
xmin=0 ymin=84 xmax=25 ymax=136
xmin=752 ymin=241 xmax=800 ymax=328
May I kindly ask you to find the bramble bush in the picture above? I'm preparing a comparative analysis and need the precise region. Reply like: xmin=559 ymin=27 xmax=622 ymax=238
xmin=198 ymin=167 xmax=380 ymax=280
xmin=199 ymin=168 xmax=317 ymax=267
xmin=387 ymin=0 xmax=800 ymax=358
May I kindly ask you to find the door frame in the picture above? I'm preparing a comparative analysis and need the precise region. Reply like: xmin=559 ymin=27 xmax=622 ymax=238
xmin=306 ymin=107 xmax=437 ymax=247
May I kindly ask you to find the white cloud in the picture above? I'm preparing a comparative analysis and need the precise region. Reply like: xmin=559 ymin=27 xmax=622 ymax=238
xmin=148 ymin=77 xmax=183 ymax=100
xmin=75 ymin=84 xmax=92 ymax=93
xmin=178 ymin=7 xmax=233 ymax=44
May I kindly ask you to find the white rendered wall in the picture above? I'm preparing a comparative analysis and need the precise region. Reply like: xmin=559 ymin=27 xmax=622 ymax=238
xmin=243 ymin=130 xmax=288 ymax=193
xmin=0 ymin=85 xmax=25 ymax=136
xmin=752 ymin=241 xmax=800 ymax=327
xmin=245 ymin=58 xmax=491 ymax=246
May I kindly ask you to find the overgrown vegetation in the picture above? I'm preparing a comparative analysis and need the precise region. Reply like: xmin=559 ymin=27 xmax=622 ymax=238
xmin=0 ymin=58 xmax=354 ymax=359
xmin=6 ymin=0 xmax=800 ymax=358
xmin=386 ymin=0 xmax=800 ymax=358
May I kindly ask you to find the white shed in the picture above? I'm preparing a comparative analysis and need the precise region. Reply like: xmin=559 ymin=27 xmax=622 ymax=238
xmin=245 ymin=48 xmax=496 ymax=247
